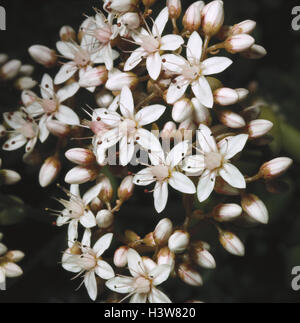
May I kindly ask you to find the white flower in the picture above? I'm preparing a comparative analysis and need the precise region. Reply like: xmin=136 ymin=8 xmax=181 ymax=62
xmin=2 ymin=111 xmax=38 ymax=153
xmin=106 ymin=249 xmax=172 ymax=303
xmin=52 ymin=184 xmax=101 ymax=243
xmin=124 ymin=7 xmax=184 ymax=80
xmin=134 ymin=140 xmax=196 ymax=213
xmin=26 ymin=74 xmax=80 ymax=142
xmin=162 ymin=31 xmax=232 ymax=106
xmin=95 ymin=86 xmax=166 ymax=166
xmin=182 ymin=124 xmax=248 ymax=202
xmin=62 ymin=231 xmax=115 ymax=301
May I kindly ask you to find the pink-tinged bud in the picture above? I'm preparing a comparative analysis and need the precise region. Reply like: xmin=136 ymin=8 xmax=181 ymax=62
xmin=142 ymin=257 xmax=157 ymax=272
xmin=247 ymin=119 xmax=273 ymax=139
xmin=0 ymin=60 xmax=21 ymax=80
xmin=3 ymin=263 xmax=23 ymax=278
xmin=235 ymin=88 xmax=249 ymax=101
xmin=104 ymin=0 xmax=139 ymax=13
xmin=28 ymin=45 xmax=57 ymax=68
xmin=0 ymin=124 xmax=6 ymax=138
xmin=98 ymin=175 xmax=113 ymax=203
xmin=143 ymin=232 xmax=156 ymax=247
xmin=153 ymin=218 xmax=173 ymax=245
xmin=230 ymin=20 xmax=256 ymax=36
xmin=241 ymin=44 xmax=267 ymax=60
xmin=214 ymin=177 xmax=240 ymax=196
xmin=96 ymin=209 xmax=114 ymax=228
xmin=22 ymin=90 xmax=37 ymax=107
xmin=118 ymin=176 xmax=134 ymax=202
xmin=142 ymin=0 xmax=158 ymax=8
xmin=191 ymin=98 xmax=212 ymax=125
xmin=172 ymin=98 xmax=193 ymax=123
xmin=241 ymin=193 xmax=269 ymax=224
xmin=178 ymin=264 xmax=203 ymax=286
xmin=65 ymin=166 xmax=99 ymax=184
xmin=0 ymin=53 xmax=8 ymax=65
xmin=161 ymin=121 xmax=177 ymax=140
xmin=46 ymin=119 xmax=71 ymax=137
xmin=168 ymin=230 xmax=190 ymax=254
xmin=79 ymin=66 xmax=108 ymax=88
xmin=39 ymin=156 xmax=61 ymax=188
xmin=157 ymin=247 xmax=175 ymax=268
xmin=15 ymin=77 xmax=37 ymax=90
xmin=219 ymin=231 xmax=245 ymax=256
xmin=192 ymin=242 xmax=216 ymax=269
xmin=260 ymin=157 xmax=293 ymax=179
xmin=241 ymin=105 xmax=261 ymax=122
xmin=202 ymin=0 xmax=224 ymax=36
xmin=167 ymin=0 xmax=182 ymax=19
xmin=106 ymin=72 xmax=138 ymax=91
xmin=113 ymin=246 xmax=129 ymax=267
xmin=90 ymin=197 xmax=103 ymax=213
xmin=95 ymin=89 xmax=114 ymax=108
xmin=183 ymin=1 xmax=205 ymax=32
xmin=0 ymin=169 xmax=21 ymax=185
xmin=19 ymin=65 xmax=34 ymax=76
xmin=6 ymin=250 xmax=25 ymax=263
xmin=214 ymin=87 xmax=239 ymax=106
xmin=225 ymin=34 xmax=255 ymax=54
xmin=59 ymin=25 xmax=76 ymax=41
xmin=218 ymin=110 xmax=246 ymax=128
xmin=213 ymin=203 xmax=242 ymax=222
xmin=65 ymin=148 xmax=96 ymax=166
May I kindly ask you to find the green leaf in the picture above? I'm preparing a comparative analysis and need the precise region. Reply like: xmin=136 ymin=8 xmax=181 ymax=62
xmin=279 ymin=121 xmax=300 ymax=163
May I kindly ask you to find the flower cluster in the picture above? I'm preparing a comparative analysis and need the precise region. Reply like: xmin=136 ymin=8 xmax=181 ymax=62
xmin=0 ymin=0 xmax=293 ymax=302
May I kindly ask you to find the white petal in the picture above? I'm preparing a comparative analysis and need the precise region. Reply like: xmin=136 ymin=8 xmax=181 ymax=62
xmin=128 ymin=248 xmax=146 ymax=277
xmin=197 ymin=170 xmax=216 ymax=202
xmin=154 ymin=181 xmax=169 ymax=213
xmin=3 ymin=135 xmax=27 ymax=151
xmin=218 ymin=134 xmax=249 ymax=160
xmin=135 ymin=104 xmax=166 ymax=126
xmin=160 ymin=35 xmax=184 ymax=51
xmin=147 ymin=52 xmax=162 ymax=81
xmin=124 ymin=47 xmax=145 ymax=71
xmin=166 ymin=76 xmax=190 ymax=104
xmin=148 ymin=287 xmax=172 ymax=303
xmin=197 ymin=124 xmax=218 ymax=153
xmin=169 ymin=172 xmax=196 ymax=194
xmin=68 ymin=219 xmax=78 ymax=244
xmin=54 ymin=62 xmax=78 ymax=85
xmin=70 ymin=184 xmax=80 ymax=197
xmin=152 ymin=7 xmax=169 ymax=37
xmin=56 ymin=41 xmax=76 ymax=60
xmin=39 ymin=115 xmax=50 ymax=143
xmin=187 ymin=31 xmax=203 ymax=63
xmin=80 ymin=210 xmax=96 ymax=228
xmin=150 ymin=264 xmax=171 ymax=286
xmin=0 ymin=267 xmax=6 ymax=284
xmin=120 ymin=86 xmax=134 ymax=118
xmin=119 ymin=137 xmax=135 ymax=166
xmin=202 ymin=57 xmax=233 ymax=75
xmin=106 ymin=276 xmax=135 ymax=294
xmin=84 ymin=271 xmax=97 ymax=301
xmin=82 ymin=183 xmax=102 ymax=205
xmin=93 ymin=233 xmax=113 ymax=257
xmin=130 ymin=293 xmax=147 ymax=303
xmin=55 ymin=213 xmax=69 ymax=227
xmin=166 ymin=141 xmax=189 ymax=167
xmin=95 ymin=260 xmax=115 ymax=280
xmin=219 ymin=163 xmax=246 ymax=189
xmin=161 ymin=54 xmax=186 ymax=74
xmin=3 ymin=111 xmax=25 ymax=129
xmin=40 ymin=74 xmax=54 ymax=99
xmin=182 ymin=155 xmax=205 ymax=174
xmin=134 ymin=168 xmax=156 ymax=186
xmin=55 ymin=105 xmax=80 ymax=125
xmin=25 ymin=137 xmax=37 ymax=153
xmin=3 ymin=262 xmax=23 ymax=278
xmin=192 ymin=76 xmax=213 ymax=108
xmin=57 ymin=82 xmax=80 ymax=103
xmin=82 ymin=229 xmax=92 ymax=249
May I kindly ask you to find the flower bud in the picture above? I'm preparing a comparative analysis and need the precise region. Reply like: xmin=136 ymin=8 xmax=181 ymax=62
xmin=0 ymin=53 xmax=8 ymax=65
xmin=241 ymin=193 xmax=269 ymax=224
xmin=98 ymin=175 xmax=113 ymax=202
xmin=118 ymin=12 xmax=141 ymax=32
xmin=65 ymin=166 xmax=99 ymax=184
xmin=172 ymin=98 xmax=193 ymax=123
xmin=168 ymin=230 xmax=190 ymax=254
xmin=213 ymin=87 xmax=239 ymax=106
xmin=90 ymin=197 xmax=103 ymax=214
xmin=202 ymin=0 xmax=224 ymax=36
xmin=19 ymin=65 xmax=34 ymax=76
xmin=247 ymin=119 xmax=273 ymax=139
xmin=0 ymin=169 xmax=21 ymax=185
xmin=39 ymin=156 xmax=61 ymax=187
xmin=153 ymin=218 xmax=173 ymax=245
xmin=218 ymin=110 xmax=246 ymax=128
xmin=104 ymin=0 xmax=139 ymax=13
xmin=15 ymin=77 xmax=37 ymax=90
xmin=178 ymin=264 xmax=203 ymax=286
xmin=241 ymin=44 xmax=267 ymax=60
xmin=143 ymin=232 xmax=156 ymax=247
xmin=113 ymin=246 xmax=129 ymax=268
xmin=46 ymin=119 xmax=71 ymax=137
xmin=65 ymin=148 xmax=96 ymax=166
xmin=167 ymin=0 xmax=182 ymax=19
xmin=3 ymin=263 xmax=23 ymax=278
xmin=241 ymin=105 xmax=261 ymax=122
xmin=191 ymin=98 xmax=212 ymax=125
xmin=214 ymin=177 xmax=240 ymax=196
xmin=95 ymin=89 xmax=114 ymax=108
xmin=6 ymin=250 xmax=25 ymax=263
xmin=230 ymin=20 xmax=256 ymax=36
xmin=0 ymin=60 xmax=21 ymax=80
xmin=183 ymin=1 xmax=205 ymax=32
xmin=225 ymin=34 xmax=255 ymax=54
xmin=96 ymin=209 xmax=114 ymax=228
xmin=161 ymin=121 xmax=176 ymax=140
xmin=28 ymin=45 xmax=57 ymax=68
xmin=219 ymin=231 xmax=245 ymax=256
xmin=79 ymin=66 xmax=108 ymax=88
xmin=118 ymin=175 xmax=134 ymax=202
xmin=192 ymin=242 xmax=216 ymax=269
xmin=106 ymin=71 xmax=138 ymax=91
xmin=213 ymin=203 xmax=242 ymax=222
xmin=157 ymin=247 xmax=175 ymax=269
xmin=235 ymin=88 xmax=249 ymax=101
xmin=59 ymin=25 xmax=76 ymax=41
xmin=260 ymin=157 xmax=293 ymax=180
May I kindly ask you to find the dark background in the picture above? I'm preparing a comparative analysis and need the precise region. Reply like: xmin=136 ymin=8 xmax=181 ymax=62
xmin=0 ymin=0 xmax=300 ymax=303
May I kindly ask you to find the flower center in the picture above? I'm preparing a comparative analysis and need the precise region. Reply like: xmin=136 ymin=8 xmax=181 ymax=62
xmin=90 ymin=120 xmax=111 ymax=136
xmin=94 ymin=26 xmax=112 ymax=44
xmin=134 ymin=276 xmax=151 ymax=294
xmin=119 ymin=119 xmax=137 ymax=137
xmin=181 ymin=63 xmax=201 ymax=81
xmin=140 ymin=35 xmax=160 ymax=54
xmin=42 ymin=98 xmax=59 ymax=114
xmin=18 ymin=122 xmax=37 ymax=139
xmin=205 ymin=152 xmax=223 ymax=171
xmin=74 ymin=49 xmax=90 ymax=68
xmin=78 ymin=253 xmax=97 ymax=271
xmin=151 ymin=165 xmax=170 ymax=182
